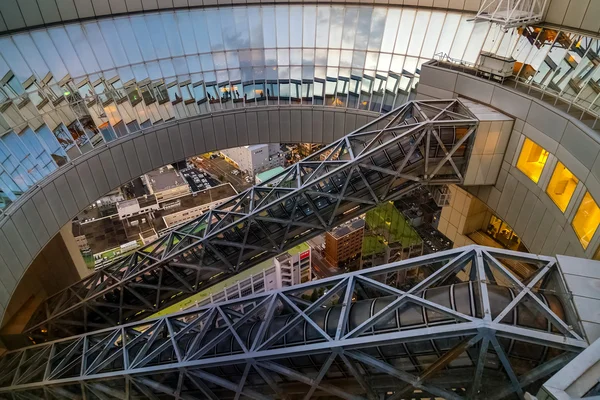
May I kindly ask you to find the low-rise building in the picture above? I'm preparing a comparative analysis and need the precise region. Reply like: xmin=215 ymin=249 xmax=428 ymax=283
xmin=221 ymin=144 xmax=285 ymax=176
xmin=147 ymin=243 xmax=312 ymax=318
xmin=143 ymin=165 xmax=190 ymax=201
xmin=324 ymin=219 xmax=365 ymax=269
xmin=255 ymin=166 xmax=285 ymax=185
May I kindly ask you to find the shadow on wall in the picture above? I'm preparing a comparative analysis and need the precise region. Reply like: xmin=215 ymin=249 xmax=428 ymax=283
xmin=0 ymin=232 xmax=83 ymax=348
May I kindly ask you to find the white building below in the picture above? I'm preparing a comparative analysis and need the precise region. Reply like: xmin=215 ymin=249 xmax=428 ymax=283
xmin=221 ymin=143 xmax=285 ymax=176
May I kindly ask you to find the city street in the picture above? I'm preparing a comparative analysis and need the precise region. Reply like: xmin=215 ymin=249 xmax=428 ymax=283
xmin=192 ymin=155 xmax=253 ymax=192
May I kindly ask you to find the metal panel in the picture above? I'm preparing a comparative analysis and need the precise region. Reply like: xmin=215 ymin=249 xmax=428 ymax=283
xmin=0 ymin=253 xmax=16 ymax=296
xmin=121 ymin=140 xmax=142 ymax=179
xmin=356 ymin=114 xmax=368 ymax=129
xmin=32 ymin=191 xmax=59 ymax=234
xmin=157 ymin=0 xmax=174 ymax=8
xmin=256 ymin=111 xmax=269 ymax=144
xmin=2 ymin=219 xmax=29 ymax=271
xmin=168 ymin=126 xmax=184 ymax=162
xmin=65 ymin=166 xmax=90 ymax=211
xmin=0 ymin=0 xmax=26 ymax=30
xmin=523 ymin=198 xmax=547 ymax=245
xmin=267 ymin=110 xmax=278 ymax=143
xmin=323 ymin=111 xmax=335 ymax=143
xmin=125 ymin=0 xmax=143 ymax=11
xmin=92 ymin=0 xmax=111 ymax=14
xmin=0 ymin=280 xmax=9 ymax=308
xmin=190 ymin=120 xmax=206 ymax=156
xmin=313 ymin=109 xmax=323 ymax=143
xmin=99 ymin=150 xmax=120 ymax=191
xmin=10 ymin=210 xmax=38 ymax=257
xmin=334 ymin=112 xmax=346 ymax=139
xmin=73 ymin=0 xmax=95 ymax=18
xmin=0 ymin=229 xmax=22 ymax=283
xmin=108 ymin=0 xmax=128 ymax=13
xmin=88 ymin=155 xmax=110 ymax=197
xmin=496 ymin=173 xmax=517 ymax=217
xmin=345 ymin=112 xmax=357 ymax=134
xmin=145 ymin=131 xmax=163 ymax=170
xmin=223 ymin=114 xmax=237 ymax=149
xmin=21 ymin=199 xmax=49 ymax=247
xmin=288 ymin=109 xmax=301 ymax=142
xmin=55 ymin=0 xmax=79 ymax=20
xmin=201 ymin=118 xmax=217 ymax=152
xmin=47 ymin=177 xmax=74 ymax=225
xmin=156 ymin=128 xmax=174 ymax=165
xmin=301 ymin=109 xmax=312 ymax=143
xmin=133 ymin=136 xmax=152 ymax=174
xmin=37 ymin=0 xmax=62 ymax=23
xmin=212 ymin=116 xmax=227 ymax=150
xmin=141 ymin=0 xmax=159 ymax=9
xmin=17 ymin=0 xmax=43 ymax=26
xmin=279 ymin=109 xmax=291 ymax=143
xmin=179 ymin=121 xmax=196 ymax=158
xmin=246 ymin=112 xmax=259 ymax=145
xmin=235 ymin=113 xmax=249 ymax=146
xmin=76 ymin=161 xmax=100 ymax=205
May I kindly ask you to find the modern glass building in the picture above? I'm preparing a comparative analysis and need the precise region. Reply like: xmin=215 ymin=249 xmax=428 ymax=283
xmin=0 ymin=0 xmax=599 ymax=397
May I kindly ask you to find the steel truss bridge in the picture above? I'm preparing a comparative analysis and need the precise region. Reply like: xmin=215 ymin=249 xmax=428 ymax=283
xmin=25 ymin=99 xmax=480 ymax=339
xmin=0 ymin=246 xmax=588 ymax=400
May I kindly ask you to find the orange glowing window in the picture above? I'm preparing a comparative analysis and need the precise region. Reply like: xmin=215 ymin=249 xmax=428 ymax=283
xmin=546 ymin=162 xmax=579 ymax=212
xmin=572 ymin=192 xmax=600 ymax=250
xmin=516 ymin=138 xmax=549 ymax=183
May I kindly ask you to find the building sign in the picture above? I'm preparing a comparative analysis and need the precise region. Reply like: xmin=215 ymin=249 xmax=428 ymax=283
xmin=300 ymin=250 xmax=310 ymax=261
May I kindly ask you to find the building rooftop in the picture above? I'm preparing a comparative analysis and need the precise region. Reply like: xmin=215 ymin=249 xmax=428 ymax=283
xmin=256 ymin=166 xmax=286 ymax=182
xmin=145 ymin=167 xmax=189 ymax=193
xmin=330 ymin=219 xmax=365 ymax=239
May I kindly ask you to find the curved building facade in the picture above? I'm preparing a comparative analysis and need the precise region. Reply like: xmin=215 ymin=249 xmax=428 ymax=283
xmin=0 ymin=0 xmax=599 ymax=337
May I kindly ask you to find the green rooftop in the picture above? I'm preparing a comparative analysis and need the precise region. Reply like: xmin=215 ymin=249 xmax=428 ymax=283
xmin=148 ymin=242 xmax=309 ymax=318
xmin=256 ymin=166 xmax=285 ymax=182
xmin=362 ymin=202 xmax=421 ymax=257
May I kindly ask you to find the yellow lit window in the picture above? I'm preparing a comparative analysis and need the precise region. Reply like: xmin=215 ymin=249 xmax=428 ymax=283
xmin=546 ymin=162 xmax=579 ymax=212
xmin=572 ymin=192 xmax=600 ymax=250
xmin=516 ymin=138 xmax=549 ymax=183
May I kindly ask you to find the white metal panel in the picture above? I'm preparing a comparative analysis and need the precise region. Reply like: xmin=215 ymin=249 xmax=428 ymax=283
xmin=201 ymin=118 xmax=217 ymax=152
xmin=110 ymin=145 xmax=132 ymax=185
xmin=121 ymin=140 xmax=142 ymax=179
xmin=145 ymin=131 xmax=164 ymax=169
xmin=76 ymin=162 xmax=100 ymax=204
xmin=32 ymin=191 xmax=59 ymax=235
xmin=99 ymin=149 xmax=121 ymax=189
xmin=11 ymin=210 xmax=38 ymax=257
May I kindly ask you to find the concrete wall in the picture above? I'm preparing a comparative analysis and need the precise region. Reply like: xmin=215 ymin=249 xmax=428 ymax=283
xmin=0 ymin=105 xmax=379 ymax=326
xmin=418 ymin=62 xmax=600 ymax=260
xmin=0 ymin=230 xmax=82 ymax=335
xmin=437 ymin=185 xmax=490 ymax=248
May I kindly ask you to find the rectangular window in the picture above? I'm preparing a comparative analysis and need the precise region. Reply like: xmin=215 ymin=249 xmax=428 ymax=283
xmin=572 ymin=192 xmax=600 ymax=250
xmin=516 ymin=138 xmax=549 ymax=183
xmin=546 ymin=162 xmax=579 ymax=212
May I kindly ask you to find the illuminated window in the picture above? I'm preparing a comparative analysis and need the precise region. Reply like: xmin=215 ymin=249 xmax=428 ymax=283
xmin=546 ymin=162 xmax=579 ymax=212
xmin=516 ymin=138 xmax=549 ymax=183
xmin=572 ymin=192 xmax=600 ymax=250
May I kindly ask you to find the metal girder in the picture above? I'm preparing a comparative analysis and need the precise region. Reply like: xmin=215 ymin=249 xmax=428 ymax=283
xmin=0 ymin=245 xmax=587 ymax=400
xmin=25 ymin=99 xmax=479 ymax=339
xmin=473 ymin=0 xmax=548 ymax=29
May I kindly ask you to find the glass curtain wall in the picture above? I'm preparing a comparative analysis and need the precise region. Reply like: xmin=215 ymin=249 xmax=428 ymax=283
xmin=0 ymin=5 xmax=494 ymax=213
